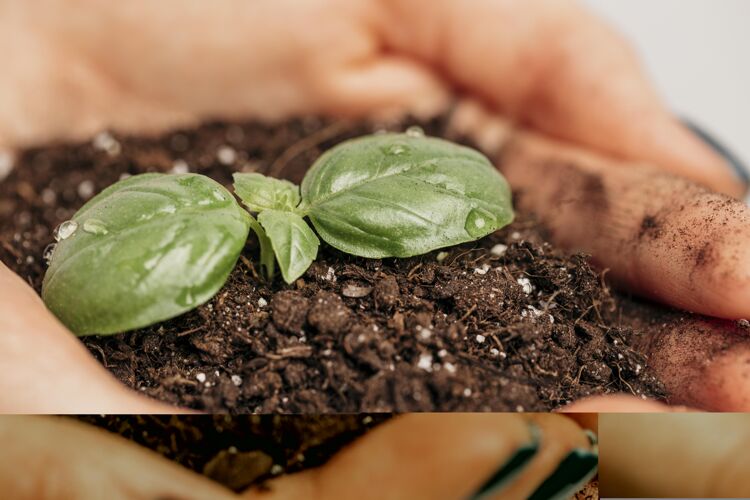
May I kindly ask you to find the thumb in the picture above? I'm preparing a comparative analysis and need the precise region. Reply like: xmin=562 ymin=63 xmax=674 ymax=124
xmin=0 ymin=262 xmax=175 ymax=413
xmin=0 ymin=416 xmax=234 ymax=500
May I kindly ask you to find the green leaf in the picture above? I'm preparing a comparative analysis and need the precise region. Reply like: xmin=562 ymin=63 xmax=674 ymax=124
xmin=301 ymin=133 xmax=513 ymax=258
xmin=233 ymin=172 xmax=301 ymax=212
xmin=42 ymin=173 xmax=251 ymax=336
xmin=258 ymin=209 xmax=319 ymax=284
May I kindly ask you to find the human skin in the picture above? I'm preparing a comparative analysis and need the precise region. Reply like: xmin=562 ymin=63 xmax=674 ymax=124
xmin=0 ymin=0 xmax=748 ymax=412
xmin=0 ymin=414 xmax=596 ymax=500
xmin=599 ymin=413 xmax=750 ymax=497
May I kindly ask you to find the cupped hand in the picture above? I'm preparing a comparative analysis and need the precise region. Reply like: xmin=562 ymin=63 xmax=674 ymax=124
xmin=0 ymin=414 xmax=597 ymax=500
xmin=0 ymin=0 xmax=747 ymax=412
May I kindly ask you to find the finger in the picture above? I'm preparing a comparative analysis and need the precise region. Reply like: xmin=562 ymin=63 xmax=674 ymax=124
xmin=244 ymin=413 xmax=531 ymax=500
xmin=497 ymin=130 xmax=750 ymax=320
xmin=0 ymin=416 xmax=234 ymax=500
xmin=380 ymin=0 xmax=742 ymax=196
xmin=243 ymin=413 xmax=592 ymax=500
xmin=0 ymin=263 xmax=175 ymax=413
xmin=619 ymin=300 xmax=750 ymax=412
xmin=599 ymin=413 xmax=750 ymax=498
xmin=560 ymin=394 xmax=677 ymax=414
xmin=314 ymin=56 xmax=451 ymax=120
xmin=559 ymin=413 xmax=599 ymax=434
xmin=500 ymin=414 xmax=596 ymax=500
xmin=2 ymin=1 xmax=451 ymax=148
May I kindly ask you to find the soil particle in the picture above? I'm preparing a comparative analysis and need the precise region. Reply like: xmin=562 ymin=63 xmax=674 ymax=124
xmin=271 ymin=291 xmax=309 ymax=333
xmin=638 ymin=214 xmax=661 ymax=240
xmin=1 ymin=115 xmax=666 ymax=412
xmin=373 ymin=274 xmax=400 ymax=309
xmin=308 ymin=291 xmax=352 ymax=336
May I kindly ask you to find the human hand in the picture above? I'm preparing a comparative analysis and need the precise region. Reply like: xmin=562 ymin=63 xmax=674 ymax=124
xmin=0 ymin=414 xmax=597 ymax=500
xmin=453 ymin=104 xmax=750 ymax=411
xmin=599 ymin=413 xmax=750 ymax=497
xmin=0 ymin=0 xmax=739 ymax=195
xmin=0 ymin=0 xmax=746 ymax=412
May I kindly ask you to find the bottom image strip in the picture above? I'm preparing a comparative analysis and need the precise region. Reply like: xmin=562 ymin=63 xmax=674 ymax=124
xmin=0 ymin=414 xmax=597 ymax=500
xmin=599 ymin=413 xmax=750 ymax=498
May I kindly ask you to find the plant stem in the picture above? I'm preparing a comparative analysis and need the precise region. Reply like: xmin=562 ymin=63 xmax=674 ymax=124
xmin=248 ymin=215 xmax=276 ymax=281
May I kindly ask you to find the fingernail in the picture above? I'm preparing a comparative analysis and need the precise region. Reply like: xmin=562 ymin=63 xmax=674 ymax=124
xmin=470 ymin=423 xmax=540 ymax=499
xmin=527 ymin=448 xmax=598 ymax=500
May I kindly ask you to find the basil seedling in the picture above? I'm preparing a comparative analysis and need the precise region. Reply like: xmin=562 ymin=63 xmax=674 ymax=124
xmin=42 ymin=131 xmax=512 ymax=336
xmin=42 ymin=174 xmax=251 ymax=335
xmin=234 ymin=131 xmax=513 ymax=284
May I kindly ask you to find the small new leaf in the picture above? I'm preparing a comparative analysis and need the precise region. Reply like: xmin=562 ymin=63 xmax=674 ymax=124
xmin=233 ymin=172 xmax=301 ymax=212
xmin=42 ymin=173 xmax=250 ymax=336
xmin=258 ymin=210 xmax=319 ymax=284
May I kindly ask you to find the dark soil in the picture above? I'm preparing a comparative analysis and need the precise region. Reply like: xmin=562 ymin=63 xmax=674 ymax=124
xmin=0 ymin=114 xmax=665 ymax=412
xmin=75 ymin=414 xmax=388 ymax=492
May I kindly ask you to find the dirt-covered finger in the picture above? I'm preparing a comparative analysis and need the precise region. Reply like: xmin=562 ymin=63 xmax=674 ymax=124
xmin=498 ymin=131 xmax=750 ymax=319
xmin=619 ymin=300 xmax=750 ymax=412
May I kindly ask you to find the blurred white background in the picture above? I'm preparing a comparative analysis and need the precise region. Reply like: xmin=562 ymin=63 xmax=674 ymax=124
xmin=585 ymin=0 xmax=749 ymax=167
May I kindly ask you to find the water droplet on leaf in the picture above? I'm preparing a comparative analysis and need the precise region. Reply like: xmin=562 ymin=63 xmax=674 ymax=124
xmin=53 ymin=220 xmax=78 ymax=241
xmin=82 ymin=219 xmax=108 ymax=235
xmin=405 ymin=125 xmax=424 ymax=138
xmin=464 ymin=208 xmax=494 ymax=238
xmin=43 ymin=243 xmax=57 ymax=265
xmin=387 ymin=143 xmax=408 ymax=156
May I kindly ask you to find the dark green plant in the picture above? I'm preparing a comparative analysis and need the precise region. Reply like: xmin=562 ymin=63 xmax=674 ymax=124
xmin=42 ymin=132 xmax=513 ymax=335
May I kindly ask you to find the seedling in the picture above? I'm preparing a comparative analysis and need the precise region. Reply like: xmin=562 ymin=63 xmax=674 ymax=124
xmin=42 ymin=131 xmax=513 ymax=335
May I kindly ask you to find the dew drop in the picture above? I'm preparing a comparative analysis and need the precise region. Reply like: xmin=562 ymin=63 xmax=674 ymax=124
xmin=464 ymin=208 xmax=494 ymax=238
xmin=405 ymin=125 xmax=424 ymax=138
xmin=82 ymin=219 xmax=108 ymax=235
xmin=387 ymin=143 xmax=408 ymax=156
xmin=53 ymin=220 xmax=78 ymax=241
xmin=43 ymin=243 xmax=57 ymax=265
